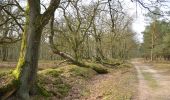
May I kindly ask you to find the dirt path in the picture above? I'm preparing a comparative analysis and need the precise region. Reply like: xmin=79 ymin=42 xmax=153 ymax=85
xmin=79 ymin=67 xmax=137 ymax=100
xmin=132 ymin=60 xmax=170 ymax=100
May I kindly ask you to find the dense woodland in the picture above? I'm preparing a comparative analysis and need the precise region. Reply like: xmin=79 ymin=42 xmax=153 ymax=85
xmin=0 ymin=0 xmax=138 ymax=62
xmin=141 ymin=9 xmax=170 ymax=61
xmin=0 ymin=0 xmax=169 ymax=100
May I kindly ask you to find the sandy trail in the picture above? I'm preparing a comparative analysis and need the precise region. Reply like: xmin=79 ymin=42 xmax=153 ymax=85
xmin=132 ymin=60 xmax=170 ymax=100
xmin=78 ymin=66 xmax=137 ymax=100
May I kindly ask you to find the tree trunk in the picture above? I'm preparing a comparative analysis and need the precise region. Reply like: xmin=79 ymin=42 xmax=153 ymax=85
xmin=2 ymin=45 xmax=8 ymax=61
xmin=0 ymin=0 xmax=60 ymax=99
xmin=13 ymin=0 xmax=42 ymax=99
xmin=151 ymin=20 xmax=156 ymax=61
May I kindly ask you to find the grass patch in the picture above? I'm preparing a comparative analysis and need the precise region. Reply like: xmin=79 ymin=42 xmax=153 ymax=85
xmin=103 ymin=67 xmax=138 ymax=100
xmin=153 ymin=63 xmax=170 ymax=69
xmin=142 ymin=72 xmax=158 ymax=89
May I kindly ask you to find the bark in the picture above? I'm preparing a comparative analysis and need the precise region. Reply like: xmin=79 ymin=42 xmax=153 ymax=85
xmin=93 ymin=22 xmax=105 ymax=61
xmin=11 ymin=0 xmax=61 ymax=99
xmin=13 ymin=0 xmax=42 ymax=99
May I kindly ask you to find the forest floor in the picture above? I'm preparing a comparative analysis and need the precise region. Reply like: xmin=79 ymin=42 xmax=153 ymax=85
xmin=0 ymin=61 xmax=138 ymax=100
xmin=1 ymin=60 xmax=170 ymax=100
xmin=132 ymin=59 xmax=170 ymax=100
xmin=78 ymin=66 xmax=137 ymax=100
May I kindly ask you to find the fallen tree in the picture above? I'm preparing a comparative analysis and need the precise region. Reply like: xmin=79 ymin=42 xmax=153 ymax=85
xmin=49 ymin=13 xmax=108 ymax=74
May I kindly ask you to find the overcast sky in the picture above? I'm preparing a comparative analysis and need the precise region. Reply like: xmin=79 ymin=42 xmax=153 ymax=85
xmin=123 ymin=0 xmax=148 ymax=43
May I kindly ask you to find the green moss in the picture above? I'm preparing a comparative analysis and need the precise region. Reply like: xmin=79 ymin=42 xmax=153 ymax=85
xmin=45 ymin=69 xmax=62 ymax=77
xmin=69 ymin=67 xmax=96 ymax=78
xmin=91 ymin=66 xmax=108 ymax=74
xmin=13 ymin=67 xmax=21 ymax=79
xmin=117 ymin=63 xmax=133 ymax=68
xmin=40 ymin=69 xmax=63 ymax=77
xmin=37 ymin=84 xmax=51 ymax=97
xmin=86 ymin=63 xmax=108 ymax=74
xmin=13 ymin=29 xmax=26 ymax=79
xmin=107 ymin=59 xmax=122 ymax=63
xmin=142 ymin=72 xmax=158 ymax=89
xmin=38 ymin=68 xmax=71 ymax=98
xmin=0 ymin=73 xmax=19 ymax=97
xmin=37 ymin=64 xmax=106 ymax=98
xmin=38 ymin=78 xmax=71 ymax=98
xmin=54 ymin=84 xmax=71 ymax=97
xmin=13 ymin=2 xmax=30 ymax=79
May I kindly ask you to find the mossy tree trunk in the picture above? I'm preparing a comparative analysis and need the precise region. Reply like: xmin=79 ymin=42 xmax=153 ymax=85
xmin=13 ymin=0 xmax=42 ymax=99
xmin=11 ymin=0 xmax=61 ymax=99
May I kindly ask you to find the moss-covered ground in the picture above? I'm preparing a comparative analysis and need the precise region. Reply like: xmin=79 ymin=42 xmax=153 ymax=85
xmin=0 ymin=60 xmax=137 ymax=100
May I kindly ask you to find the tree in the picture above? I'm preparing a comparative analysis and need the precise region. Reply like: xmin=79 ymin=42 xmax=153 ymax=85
xmin=142 ymin=18 xmax=170 ymax=61
xmin=0 ymin=0 xmax=61 ymax=99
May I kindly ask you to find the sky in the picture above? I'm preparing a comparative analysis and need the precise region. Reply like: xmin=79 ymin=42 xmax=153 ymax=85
xmin=123 ymin=0 xmax=148 ymax=43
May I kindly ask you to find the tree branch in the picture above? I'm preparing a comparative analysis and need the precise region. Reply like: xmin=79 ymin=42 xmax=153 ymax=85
xmin=41 ymin=0 xmax=61 ymax=27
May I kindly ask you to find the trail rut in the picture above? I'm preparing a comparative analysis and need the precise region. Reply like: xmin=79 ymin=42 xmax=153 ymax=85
xmin=132 ymin=60 xmax=170 ymax=100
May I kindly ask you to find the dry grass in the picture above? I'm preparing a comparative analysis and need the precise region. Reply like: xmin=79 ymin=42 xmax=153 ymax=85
xmin=142 ymin=71 xmax=158 ymax=89
xmin=152 ymin=63 xmax=170 ymax=75
xmin=80 ymin=64 xmax=138 ymax=100
xmin=102 ymin=68 xmax=137 ymax=100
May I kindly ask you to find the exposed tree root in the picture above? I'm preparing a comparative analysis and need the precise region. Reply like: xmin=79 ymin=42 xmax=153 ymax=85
xmin=0 ymin=73 xmax=18 ymax=100
xmin=0 ymin=73 xmax=49 ymax=100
